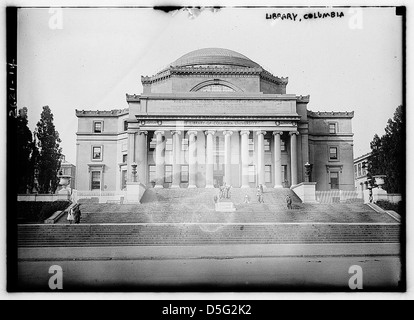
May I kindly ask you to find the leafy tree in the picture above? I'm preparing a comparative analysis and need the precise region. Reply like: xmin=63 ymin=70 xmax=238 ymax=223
xmin=35 ymin=106 xmax=62 ymax=193
xmin=367 ymin=106 xmax=404 ymax=193
xmin=16 ymin=107 xmax=34 ymax=193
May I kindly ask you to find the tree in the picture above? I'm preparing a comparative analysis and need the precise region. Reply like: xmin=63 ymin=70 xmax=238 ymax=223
xmin=16 ymin=107 xmax=33 ymax=193
xmin=35 ymin=106 xmax=62 ymax=193
xmin=367 ymin=106 xmax=404 ymax=193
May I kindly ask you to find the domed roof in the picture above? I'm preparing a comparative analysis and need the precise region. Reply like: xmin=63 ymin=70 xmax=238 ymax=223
xmin=171 ymin=48 xmax=261 ymax=68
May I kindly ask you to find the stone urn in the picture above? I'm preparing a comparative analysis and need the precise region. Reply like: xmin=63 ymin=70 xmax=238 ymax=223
xmin=57 ymin=174 xmax=72 ymax=195
xmin=373 ymin=175 xmax=386 ymax=189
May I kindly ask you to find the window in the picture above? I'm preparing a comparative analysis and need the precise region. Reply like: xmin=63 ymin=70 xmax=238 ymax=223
xmin=164 ymin=165 xmax=172 ymax=183
xmin=198 ymin=84 xmax=235 ymax=92
xmin=124 ymin=120 xmax=128 ymax=131
xmin=265 ymin=165 xmax=272 ymax=183
xmin=149 ymin=165 xmax=156 ymax=183
xmin=330 ymin=172 xmax=339 ymax=189
xmin=181 ymin=165 xmax=189 ymax=183
xmin=358 ymin=163 xmax=362 ymax=177
xmin=362 ymin=162 xmax=367 ymax=176
xmin=149 ymin=137 xmax=156 ymax=151
xmin=91 ymin=171 xmax=101 ymax=190
xmin=248 ymin=138 xmax=254 ymax=151
xmin=121 ymin=170 xmax=127 ymax=190
xmin=264 ymin=139 xmax=271 ymax=152
xmin=182 ymin=138 xmax=189 ymax=151
xmin=282 ymin=165 xmax=288 ymax=183
xmin=329 ymin=147 xmax=338 ymax=160
xmin=248 ymin=165 xmax=256 ymax=183
xmin=329 ymin=123 xmax=336 ymax=134
xmin=93 ymin=121 xmax=102 ymax=133
xmin=354 ymin=164 xmax=357 ymax=175
xmin=122 ymin=154 xmax=127 ymax=163
xmin=281 ymin=139 xmax=286 ymax=152
xmin=92 ymin=146 xmax=102 ymax=161
xmin=166 ymin=138 xmax=173 ymax=151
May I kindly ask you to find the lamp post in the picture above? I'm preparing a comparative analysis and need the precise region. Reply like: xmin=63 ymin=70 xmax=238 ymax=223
xmin=32 ymin=167 xmax=39 ymax=194
xmin=304 ymin=162 xmax=313 ymax=182
xmin=131 ymin=162 xmax=138 ymax=182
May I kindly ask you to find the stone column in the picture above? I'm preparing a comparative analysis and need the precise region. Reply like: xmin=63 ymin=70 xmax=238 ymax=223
xmin=205 ymin=130 xmax=215 ymax=188
xmin=127 ymin=130 xmax=136 ymax=182
xmin=136 ymin=130 xmax=148 ymax=185
xmin=290 ymin=131 xmax=299 ymax=186
xmin=256 ymin=130 xmax=266 ymax=187
xmin=273 ymin=131 xmax=283 ymax=188
xmin=240 ymin=130 xmax=250 ymax=188
xmin=223 ymin=130 xmax=233 ymax=185
xmin=171 ymin=130 xmax=181 ymax=188
xmin=188 ymin=130 xmax=198 ymax=188
xmin=154 ymin=130 xmax=165 ymax=188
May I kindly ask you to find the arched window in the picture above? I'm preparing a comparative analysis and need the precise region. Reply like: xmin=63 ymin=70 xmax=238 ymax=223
xmin=197 ymin=84 xmax=235 ymax=92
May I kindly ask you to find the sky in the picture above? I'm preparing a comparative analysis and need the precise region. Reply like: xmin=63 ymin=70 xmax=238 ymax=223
xmin=16 ymin=6 xmax=403 ymax=164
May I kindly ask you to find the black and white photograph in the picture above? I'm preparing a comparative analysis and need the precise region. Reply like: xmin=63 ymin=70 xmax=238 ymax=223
xmin=4 ymin=2 xmax=408 ymax=299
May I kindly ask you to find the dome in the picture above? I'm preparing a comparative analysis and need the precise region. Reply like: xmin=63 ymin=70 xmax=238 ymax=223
xmin=170 ymin=48 xmax=261 ymax=68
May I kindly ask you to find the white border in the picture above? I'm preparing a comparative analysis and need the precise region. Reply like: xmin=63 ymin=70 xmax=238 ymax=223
xmin=1 ymin=0 xmax=411 ymax=301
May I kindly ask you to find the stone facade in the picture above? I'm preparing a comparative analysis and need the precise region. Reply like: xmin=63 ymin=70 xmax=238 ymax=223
xmin=75 ymin=48 xmax=355 ymax=193
xmin=354 ymin=152 xmax=370 ymax=195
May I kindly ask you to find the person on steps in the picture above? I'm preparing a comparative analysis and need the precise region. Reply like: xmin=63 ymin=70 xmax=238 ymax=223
xmin=286 ymin=195 xmax=292 ymax=209
xmin=74 ymin=204 xmax=82 ymax=224
xmin=67 ymin=206 xmax=75 ymax=224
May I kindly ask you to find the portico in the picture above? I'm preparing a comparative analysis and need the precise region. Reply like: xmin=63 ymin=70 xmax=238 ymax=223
xmin=126 ymin=115 xmax=302 ymax=189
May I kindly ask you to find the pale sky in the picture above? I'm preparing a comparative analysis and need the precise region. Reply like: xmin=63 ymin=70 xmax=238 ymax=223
xmin=17 ymin=7 xmax=403 ymax=164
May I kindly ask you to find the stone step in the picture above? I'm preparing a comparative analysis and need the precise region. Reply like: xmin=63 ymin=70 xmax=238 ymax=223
xmin=18 ymin=224 xmax=401 ymax=247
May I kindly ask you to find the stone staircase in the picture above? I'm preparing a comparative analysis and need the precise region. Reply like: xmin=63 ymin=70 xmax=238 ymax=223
xmin=21 ymin=188 xmax=399 ymax=248
xmin=57 ymin=188 xmax=397 ymax=224
xmin=17 ymin=223 xmax=401 ymax=247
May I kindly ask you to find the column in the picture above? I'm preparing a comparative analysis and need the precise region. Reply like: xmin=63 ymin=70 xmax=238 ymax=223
xmin=290 ymin=131 xmax=299 ymax=186
xmin=127 ymin=130 xmax=136 ymax=182
xmin=273 ymin=131 xmax=283 ymax=188
xmin=136 ymin=130 xmax=148 ymax=185
xmin=223 ymin=130 xmax=233 ymax=185
xmin=171 ymin=130 xmax=181 ymax=188
xmin=154 ymin=130 xmax=165 ymax=188
xmin=188 ymin=130 xmax=198 ymax=188
xmin=205 ymin=130 xmax=215 ymax=188
xmin=240 ymin=130 xmax=250 ymax=188
xmin=256 ymin=130 xmax=266 ymax=187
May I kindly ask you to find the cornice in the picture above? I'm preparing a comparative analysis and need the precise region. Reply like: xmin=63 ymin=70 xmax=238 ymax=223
xmin=141 ymin=65 xmax=289 ymax=86
xmin=307 ymin=110 xmax=354 ymax=118
xmin=76 ymin=108 xmax=129 ymax=117
xmin=135 ymin=115 xmax=301 ymax=121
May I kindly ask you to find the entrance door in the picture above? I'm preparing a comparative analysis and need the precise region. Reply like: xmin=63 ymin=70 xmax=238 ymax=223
xmin=330 ymin=172 xmax=339 ymax=189
xmin=213 ymin=135 xmax=225 ymax=187
xmin=214 ymin=175 xmax=223 ymax=188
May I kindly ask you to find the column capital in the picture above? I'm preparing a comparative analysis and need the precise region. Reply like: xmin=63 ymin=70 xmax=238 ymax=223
xmin=154 ymin=130 xmax=164 ymax=136
xmin=138 ymin=130 xmax=148 ymax=135
xmin=187 ymin=130 xmax=198 ymax=136
xmin=256 ymin=130 xmax=266 ymax=136
xmin=272 ymin=131 xmax=283 ymax=136
xmin=223 ymin=130 xmax=234 ymax=136
xmin=205 ymin=130 xmax=216 ymax=136
xmin=240 ymin=130 xmax=250 ymax=136
xmin=171 ymin=130 xmax=181 ymax=136
xmin=289 ymin=131 xmax=299 ymax=136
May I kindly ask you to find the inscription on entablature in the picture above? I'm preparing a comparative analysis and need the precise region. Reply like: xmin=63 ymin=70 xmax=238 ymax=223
xmin=146 ymin=99 xmax=294 ymax=115
xmin=184 ymin=121 xmax=262 ymax=126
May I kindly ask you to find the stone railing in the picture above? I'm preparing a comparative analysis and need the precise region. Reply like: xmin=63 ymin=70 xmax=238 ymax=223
xmin=17 ymin=194 xmax=71 ymax=202
xmin=315 ymin=190 xmax=360 ymax=204
xmin=72 ymin=190 xmax=127 ymax=204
